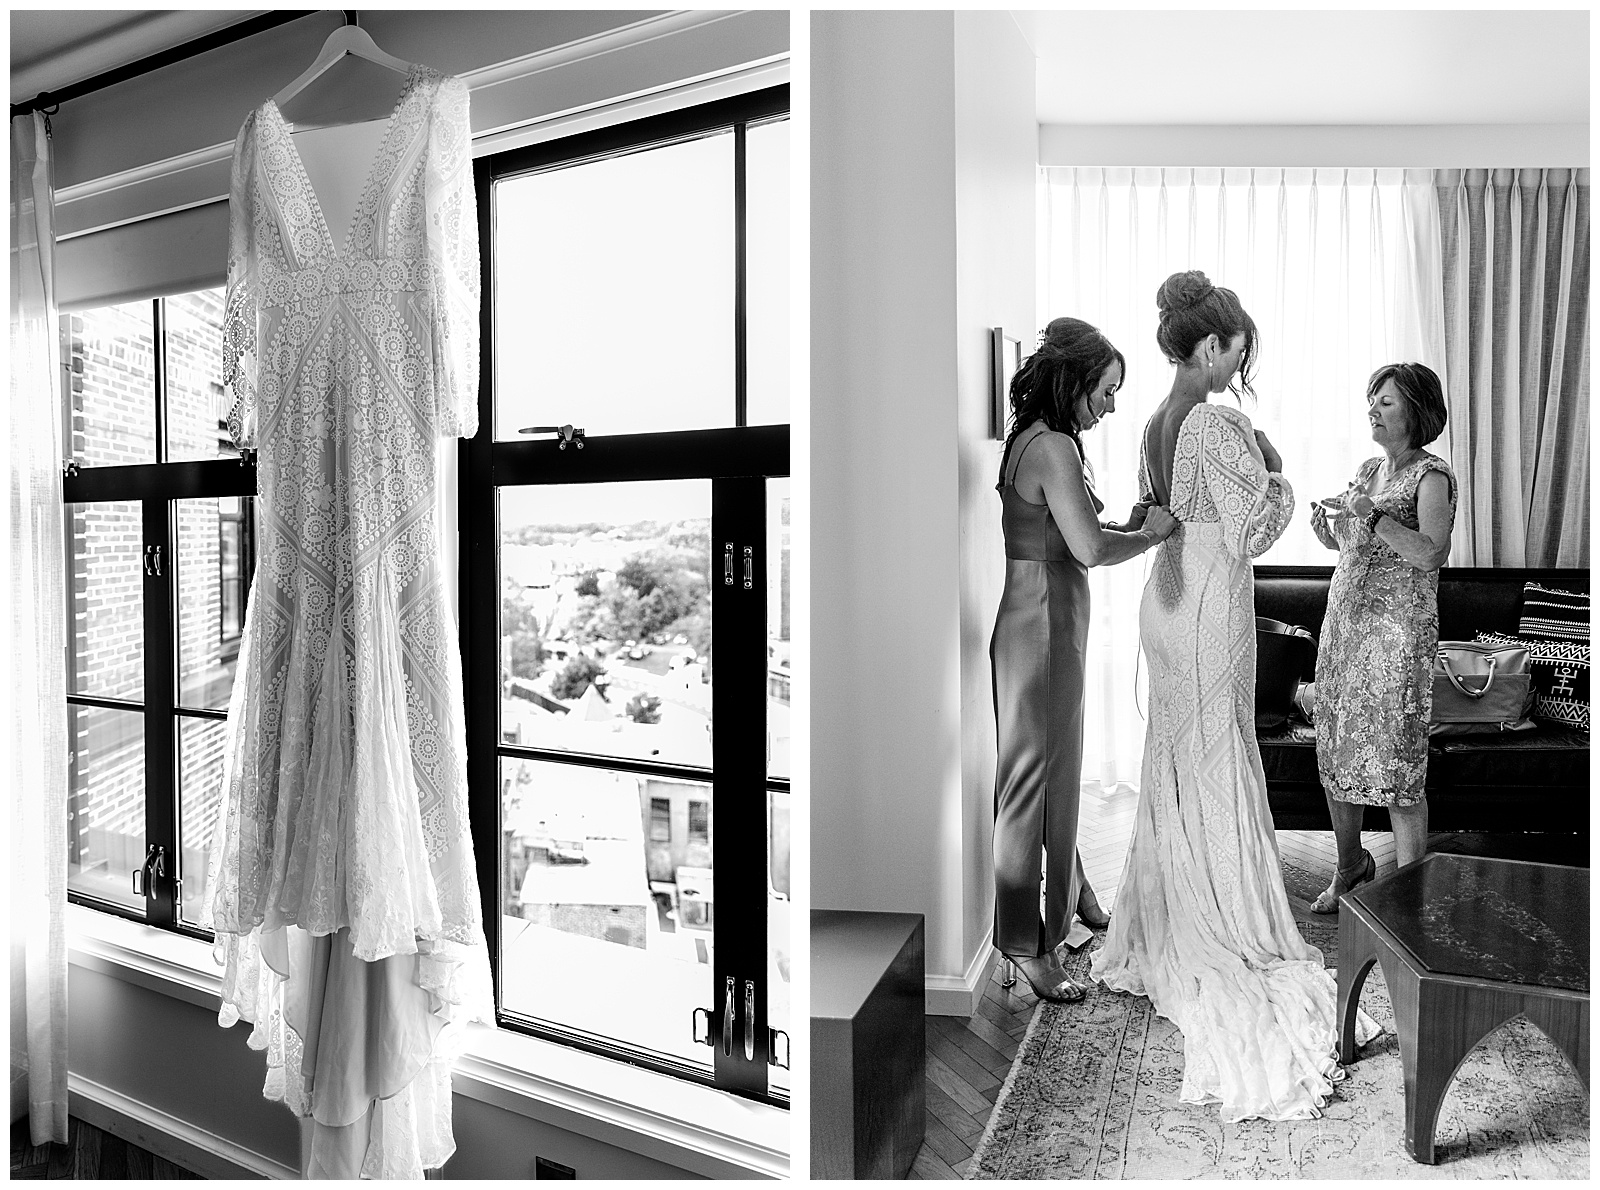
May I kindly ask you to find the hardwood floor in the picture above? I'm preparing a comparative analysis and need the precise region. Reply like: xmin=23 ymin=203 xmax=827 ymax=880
xmin=907 ymin=778 xmax=1442 ymax=1180
xmin=10 ymin=1116 xmax=201 ymax=1180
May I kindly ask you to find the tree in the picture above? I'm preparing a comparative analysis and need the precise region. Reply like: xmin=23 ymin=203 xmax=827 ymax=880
xmin=624 ymin=693 xmax=662 ymax=724
xmin=608 ymin=548 xmax=709 ymax=643
xmin=574 ymin=569 xmax=601 ymax=598
xmin=551 ymin=654 xmax=607 ymax=701
xmin=502 ymin=588 xmax=547 ymax=678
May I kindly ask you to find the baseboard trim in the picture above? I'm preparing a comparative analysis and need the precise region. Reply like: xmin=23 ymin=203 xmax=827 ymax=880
xmin=925 ymin=930 xmax=998 ymax=1017
xmin=68 ymin=1074 xmax=297 ymax=1180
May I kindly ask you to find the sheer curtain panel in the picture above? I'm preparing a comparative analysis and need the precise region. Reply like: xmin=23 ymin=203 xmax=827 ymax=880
xmin=1040 ymin=166 xmax=1443 ymax=791
xmin=1437 ymin=168 xmax=1590 ymax=566
xmin=8 ymin=110 xmax=69 ymax=1145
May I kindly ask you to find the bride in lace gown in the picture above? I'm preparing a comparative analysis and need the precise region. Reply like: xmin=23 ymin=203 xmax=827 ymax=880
xmin=1089 ymin=272 xmax=1379 ymax=1122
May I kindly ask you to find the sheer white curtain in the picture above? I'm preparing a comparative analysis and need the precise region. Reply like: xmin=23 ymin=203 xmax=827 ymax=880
xmin=7 ymin=111 xmax=69 ymax=1144
xmin=1039 ymin=166 xmax=1444 ymax=791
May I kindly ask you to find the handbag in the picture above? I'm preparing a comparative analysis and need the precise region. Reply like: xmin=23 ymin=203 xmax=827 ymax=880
xmin=1431 ymin=641 xmax=1536 ymax=732
xmin=1256 ymin=617 xmax=1317 ymax=732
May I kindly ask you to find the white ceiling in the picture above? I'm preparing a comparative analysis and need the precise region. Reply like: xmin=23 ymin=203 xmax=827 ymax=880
xmin=11 ymin=10 xmax=276 ymax=105
xmin=1015 ymin=9 xmax=1590 ymax=126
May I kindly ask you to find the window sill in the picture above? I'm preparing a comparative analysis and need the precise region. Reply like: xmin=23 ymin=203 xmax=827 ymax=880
xmin=67 ymin=906 xmax=789 ymax=1179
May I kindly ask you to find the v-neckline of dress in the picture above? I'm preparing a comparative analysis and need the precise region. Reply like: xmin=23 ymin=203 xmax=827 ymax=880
xmin=264 ymin=65 xmax=423 ymax=260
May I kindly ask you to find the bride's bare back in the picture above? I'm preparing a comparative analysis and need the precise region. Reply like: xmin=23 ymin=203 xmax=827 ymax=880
xmin=1142 ymin=399 xmax=1205 ymax=509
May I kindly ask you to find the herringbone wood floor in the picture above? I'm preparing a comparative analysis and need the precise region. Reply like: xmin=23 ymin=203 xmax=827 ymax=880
xmin=10 ymin=1115 xmax=200 ymax=1180
xmin=905 ymin=779 xmax=1531 ymax=1179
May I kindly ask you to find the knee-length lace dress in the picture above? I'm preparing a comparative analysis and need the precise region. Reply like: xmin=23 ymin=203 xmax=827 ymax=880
xmin=201 ymin=65 xmax=493 ymax=1178
xmin=1089 ymin=402 xmax=1379 ymax=1122
xmin=1315 ymin=455 xmax=1457 ymax=806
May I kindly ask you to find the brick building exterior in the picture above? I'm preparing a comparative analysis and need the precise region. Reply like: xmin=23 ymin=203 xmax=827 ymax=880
xmin=67 ymin=289 xmax=241 ymax=911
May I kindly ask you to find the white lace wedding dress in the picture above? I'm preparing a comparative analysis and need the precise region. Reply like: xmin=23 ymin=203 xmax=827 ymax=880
xmin=202 ymin=65 xmax=493 ymax=1177
xmin=1090 ymin=401 xmax=1379 ymax=1122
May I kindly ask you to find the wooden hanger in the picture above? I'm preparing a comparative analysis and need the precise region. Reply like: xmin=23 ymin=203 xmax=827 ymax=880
xmin=272 ymin=14 xmax=412 ymax=109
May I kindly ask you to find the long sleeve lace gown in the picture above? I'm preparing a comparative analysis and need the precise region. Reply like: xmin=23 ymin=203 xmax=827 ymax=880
xmin=1089 ymin=402 xmax=1379 ymax=1122
xmin=201 ymin=66 xmax=493 ymax=1177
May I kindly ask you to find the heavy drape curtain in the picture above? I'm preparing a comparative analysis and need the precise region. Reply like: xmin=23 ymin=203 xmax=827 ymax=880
xmin=1039 ymin=166 xmax=1442 ymax=791
xmin=7 ymin=110 xmax=69 ymax=1146
xmin=1438 ymin=168 xmax=1590 ymax=566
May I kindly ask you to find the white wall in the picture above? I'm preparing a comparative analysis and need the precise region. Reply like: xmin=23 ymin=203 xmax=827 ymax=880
xmin=811 ymin=10 xmax=964 ymax=985
xmin=1039 ymin=123 xmax=1590 ymax=168
xmin=52 ymin=9 xmax=786 ymax=1176
xmin=810 ymin=10 xmax=1035 ymax=1010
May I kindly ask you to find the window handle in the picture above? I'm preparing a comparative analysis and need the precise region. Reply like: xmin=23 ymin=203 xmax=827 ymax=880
xmin=722 ymin=975 xmax=735 ymax=1057
xmin=767 ymin=1028 xmax=790 ymax=1070
xmin=517 ymin=424 xmax=585 ymax=450
xmin=743 ymin=979 xmax=756 ymax=1061
xmin=723 ymin=542 xmax=734 ymax=586
xmin=742 ymin=546 xmax=753 ymax=590
xmin=143 ymin=545 xmax=162 ymax=577
xmin=132 ymin=843 xmax=165 ymax=896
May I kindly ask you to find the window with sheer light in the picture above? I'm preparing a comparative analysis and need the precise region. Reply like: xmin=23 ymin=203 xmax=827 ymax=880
xmin=1039 ymin=166 xmax=1444 ymax=791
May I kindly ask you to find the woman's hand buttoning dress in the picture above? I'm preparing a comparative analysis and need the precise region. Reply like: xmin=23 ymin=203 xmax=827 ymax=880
xmin=1089 ymin=269 xmax=1380 ymax=1123
xmin=1310 ymin=363 xmax=1456 ymax=914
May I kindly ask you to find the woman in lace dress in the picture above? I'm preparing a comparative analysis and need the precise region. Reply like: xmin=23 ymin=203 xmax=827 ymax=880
xmin=991 ymin=318 xmax=1178 ymax=1002
xmin=1090 ymin=271 xmax=1378 ymax=1122
xmin=1309 ymin=364 xmax=1455 ymax=913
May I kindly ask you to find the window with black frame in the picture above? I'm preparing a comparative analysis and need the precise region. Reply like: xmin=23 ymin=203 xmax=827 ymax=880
xmin=60 ymin=288 xmax=258 ymax=930
xmin=464 ymin=85 xmax=791 ymax=1103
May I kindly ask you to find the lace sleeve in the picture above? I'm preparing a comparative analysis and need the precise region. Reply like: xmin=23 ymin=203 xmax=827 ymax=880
xmin=1199 ymin=406 xmax=1294 ymax=559
xmin=222 ymin=115 xmax=259 ymax=450
xmin=425 ymin=75 xmax=480 ymax=439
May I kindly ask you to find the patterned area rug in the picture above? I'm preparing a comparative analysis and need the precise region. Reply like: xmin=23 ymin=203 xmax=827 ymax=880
xmin=972 ymin=860 xmax=1590 ymax=1179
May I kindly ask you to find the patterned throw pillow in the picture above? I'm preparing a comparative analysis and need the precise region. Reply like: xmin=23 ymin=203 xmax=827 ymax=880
xmin=1475 ymin=630 xmax=1590 ymax=732
xmin=1517 ymin=583 xmax=1590 ymax=642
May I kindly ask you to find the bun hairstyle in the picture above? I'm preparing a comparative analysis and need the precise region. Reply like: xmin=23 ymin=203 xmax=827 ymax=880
xmin=1367 ymin=362 xmax=1447 ymax=449
xmin=1155 ymin=269 xmax=1258 ymax=398
xmin=1004 ymin=316 xmax=1124 ymax=468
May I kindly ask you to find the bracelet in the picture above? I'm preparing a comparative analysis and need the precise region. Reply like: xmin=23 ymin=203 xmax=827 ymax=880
xmin=1364 ymin=507 xmax=1385 ymax=532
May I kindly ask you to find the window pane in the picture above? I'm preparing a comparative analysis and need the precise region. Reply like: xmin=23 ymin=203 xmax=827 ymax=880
xmin=501 ymin=757 xmax=712 ymax=1073
xmin=746 ymin=119 xmax=789 ymax=427
xmin=177 ymin=497 xmax=252 ymax=710
xmin=767 ymin=479 xmax=790 ymax=780
xmin=68 ymin=501 xmax=144 ymax=701
xmin=164 ymin=289 xmax=237 ymax=462
xmin=500 ymin=480 xmax=711 ymax=770
xmin=67 ymin=301 xmax=157 ymax=466
xmin=767 ymin=786 xmax=791 ymax=1093
xmin=68 ymin=703 xmax=145 ymax=913
xmin=178 ymin=715 xmax=227 ymax=926
xmin=492 ymin=132 xmax=735 ymax=439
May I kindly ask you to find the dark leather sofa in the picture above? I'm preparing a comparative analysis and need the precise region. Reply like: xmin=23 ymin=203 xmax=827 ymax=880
xmin=1254 ymin=566 xmax=1589 ymax=834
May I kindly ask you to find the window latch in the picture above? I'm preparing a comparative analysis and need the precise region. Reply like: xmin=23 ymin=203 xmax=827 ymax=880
xmin=62 ymin=459 xmax=79 ymax=479
xmin=132 ymin=843 xmax=165 ymax=896
xmin=517 ymin=424 xmax=585 ymax=450
xmin=143 ymin=545 xmax=163 ymax=577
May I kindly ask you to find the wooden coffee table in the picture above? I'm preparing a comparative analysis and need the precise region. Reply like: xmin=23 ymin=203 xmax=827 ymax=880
xmin=1336 ymin=854 xmax=1589 ymax=1164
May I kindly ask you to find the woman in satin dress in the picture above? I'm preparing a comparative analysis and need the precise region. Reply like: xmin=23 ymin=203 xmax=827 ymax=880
xmin=991 ymin=317 xmax=1178 ymax=1002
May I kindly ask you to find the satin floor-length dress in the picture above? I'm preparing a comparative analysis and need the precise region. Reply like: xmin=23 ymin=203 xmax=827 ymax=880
xmin=990 ymin=428 xmax=1099 ymax=958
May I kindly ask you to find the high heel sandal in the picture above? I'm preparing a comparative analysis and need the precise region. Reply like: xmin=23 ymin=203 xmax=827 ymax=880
xmin=1077 ymin=900 xmax=1111 ymax=931
xmin=1000 ymin=953 xmax=1087 ymax=1003
xmin=1309 ymin=849 xmax=1376 ymax=914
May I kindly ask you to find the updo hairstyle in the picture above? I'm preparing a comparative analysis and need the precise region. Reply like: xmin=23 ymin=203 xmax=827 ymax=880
xmin=1155 ymin=270 xmax=1258 ymax=397
xmin=1367 ymin=362 xmax=1447 ymax=449
xmin=1004 ymin=317 xmax=1124 ymax=463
